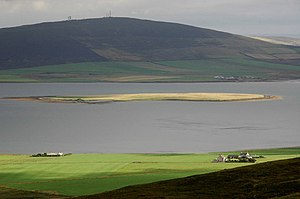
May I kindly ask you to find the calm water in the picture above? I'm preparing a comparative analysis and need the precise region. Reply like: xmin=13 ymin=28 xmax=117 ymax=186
xmin=0 ymin=82 xmax=299 ymax=154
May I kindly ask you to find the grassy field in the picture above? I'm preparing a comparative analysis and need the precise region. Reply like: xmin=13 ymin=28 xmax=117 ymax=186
xmin=86 ymin=157 xmax=300 ymax=199
xmin=1 ymin=57 xmax=300 ymax=82
xmin=0 ymin=148 xmax=299 ymax=196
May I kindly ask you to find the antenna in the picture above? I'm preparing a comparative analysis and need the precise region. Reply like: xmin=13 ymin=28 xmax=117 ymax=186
xmin=105 ymin=10 xmax=112 ymax=18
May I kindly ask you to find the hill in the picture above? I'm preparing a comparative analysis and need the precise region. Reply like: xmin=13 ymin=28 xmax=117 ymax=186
xmin=1 ymin=17 xmax=300 ymax=70
xmin=78 ymin=158 xmax=300 ymax=199
xmin=1 ymin=17 xmax=300 ymax=82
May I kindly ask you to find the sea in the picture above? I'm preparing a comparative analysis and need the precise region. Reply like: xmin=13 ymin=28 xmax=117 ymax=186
xmin=0 ymin=81 xmax=299 ymax=153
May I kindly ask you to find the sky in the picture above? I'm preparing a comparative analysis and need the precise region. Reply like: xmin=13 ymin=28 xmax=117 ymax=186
xmin=0 ymin=0 xmax=299 ymax=37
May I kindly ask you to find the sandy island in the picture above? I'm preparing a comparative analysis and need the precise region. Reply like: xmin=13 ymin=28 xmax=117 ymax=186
xmin=3 ymin=93 xmax=280 ymax=104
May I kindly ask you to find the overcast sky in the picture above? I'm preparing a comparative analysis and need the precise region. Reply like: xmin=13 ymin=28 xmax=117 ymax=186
xmin=0 ymin=0 xmax=299 ymax=37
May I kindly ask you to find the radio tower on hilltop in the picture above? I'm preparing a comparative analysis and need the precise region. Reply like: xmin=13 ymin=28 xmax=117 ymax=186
xmin=106 ymin=10 xmax=112 ymax=18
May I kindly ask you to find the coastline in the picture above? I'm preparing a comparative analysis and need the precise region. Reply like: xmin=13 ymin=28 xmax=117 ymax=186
xmin=0 ymin=79 xmax=299 ymax=84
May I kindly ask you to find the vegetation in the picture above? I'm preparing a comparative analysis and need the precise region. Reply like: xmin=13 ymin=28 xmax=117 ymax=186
xmin=1 ymin=57 xmax=300 ymax=83
xmin=6 ymin=92 xmax=276 ymax=104
xmin=0 ymin=186 xmax=67 ymax=199
xmin=82 ymin=157 xmax=300 ymax=199
xmin=52 ymin=93 xmax=271 ymax=102
xmin=0 ymin=17 xmax=300 ymax=83
xmin=0 ymin=148 xmax=299 ymax=197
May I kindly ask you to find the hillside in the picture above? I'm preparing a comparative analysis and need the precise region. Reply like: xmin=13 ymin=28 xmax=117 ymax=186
xmin=78 ymin=158 xmax=300 ymax=199
xmin=0 ymin=186 xmax=68 ymax=199
xmin=1 ymin=17 xmax=300 ymax=70
xmin=1 ymin=17 xmax=300 ymax=82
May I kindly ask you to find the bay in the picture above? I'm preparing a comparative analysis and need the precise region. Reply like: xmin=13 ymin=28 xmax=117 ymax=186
xmin=0 ymin=82 xmax=299 ymax=153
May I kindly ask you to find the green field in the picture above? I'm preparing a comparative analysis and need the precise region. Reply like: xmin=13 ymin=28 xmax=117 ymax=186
xmin=0 ymin=148 xmax=299 ymax=196
xmin=89 ymin=157 xmax=300 ymax=199
xmin=1 ymin=58 xmax=300 ymax=82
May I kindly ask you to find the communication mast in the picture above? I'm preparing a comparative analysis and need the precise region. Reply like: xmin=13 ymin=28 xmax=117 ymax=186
xmin=105 ymin=10 xmax=112 ymax=18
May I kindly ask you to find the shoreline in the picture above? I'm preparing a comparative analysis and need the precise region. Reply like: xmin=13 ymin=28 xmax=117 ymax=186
xmin=0 ymin=146 xmax=299 ymax=156
xmin=0 ymin=79 xmax=300 ymax=84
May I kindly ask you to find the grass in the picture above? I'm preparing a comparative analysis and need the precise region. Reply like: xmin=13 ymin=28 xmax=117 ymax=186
xmin=85 ymin=157 xmax=300 ymax=199
xmin=0 ymin=74 xmax=37 ymax=83
xmin=18 ymin=92 xmax=274 ymax=104
xmin=0 ymin=148 xmax=299 ymax=196
xmin=0 ymin=57 xmax=300 ymax=82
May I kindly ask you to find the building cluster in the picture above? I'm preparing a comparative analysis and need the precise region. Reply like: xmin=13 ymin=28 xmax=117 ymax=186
xmin=212 ymin=152 xmax=263 ymax=163
xmin=214 ymin=75 xmax=255 ymax=81
xmin=31 ymin=152 xmax=71 ymax=157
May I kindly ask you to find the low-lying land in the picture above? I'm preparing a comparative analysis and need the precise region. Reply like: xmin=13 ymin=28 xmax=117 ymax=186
xmin=1 ymin=58 xmax=300 ymax=83
xmin=4 ymin=92 xmax=278 ymax=104
xmin=0 ymin=148 xmax=299 ymax=197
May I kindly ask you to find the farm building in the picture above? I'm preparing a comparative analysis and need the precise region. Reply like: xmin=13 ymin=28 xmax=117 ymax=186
xmin=31 ymin=152 xmax=65 ymax=157
xmin=213 ymin=152 xmax=258 ymax=163
xmin=212 ymin=154 xmax=227 ymax=163
xmin=227 ymin=152 xmax=257 ymax=163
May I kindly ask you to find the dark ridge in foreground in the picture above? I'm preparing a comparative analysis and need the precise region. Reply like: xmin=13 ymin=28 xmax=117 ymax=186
xmin=77 ymin=158 xmax=300 ymax=199
xmin=0 ymin=186 xmax=68 ymax=199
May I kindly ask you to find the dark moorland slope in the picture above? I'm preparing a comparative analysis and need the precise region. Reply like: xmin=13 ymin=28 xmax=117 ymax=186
xmin=1 ymin=17 xmax=300 ymax=69
xmin=78 ymin=158 xmax=300 ymax=199
xmin=0 ymin=186 xmax=68 ymax=199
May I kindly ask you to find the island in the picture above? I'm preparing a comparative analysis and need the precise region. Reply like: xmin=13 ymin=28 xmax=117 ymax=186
xmin=4 ymin=93 xmax=279 ymax=104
